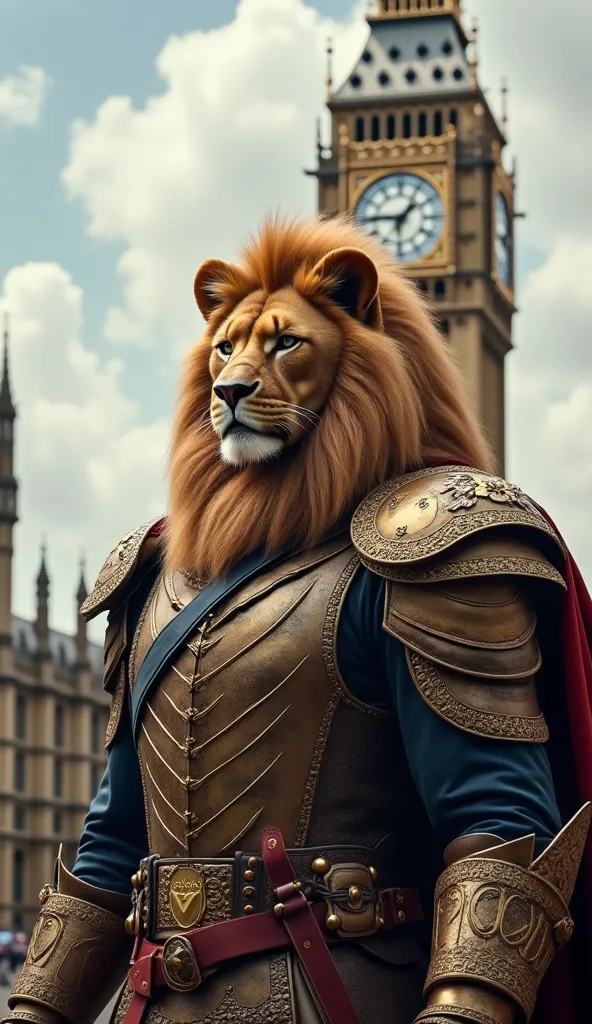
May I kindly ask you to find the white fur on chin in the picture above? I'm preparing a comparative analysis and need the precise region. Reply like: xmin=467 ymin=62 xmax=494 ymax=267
xmin=221 ymin=431 xmax=285 ymax=467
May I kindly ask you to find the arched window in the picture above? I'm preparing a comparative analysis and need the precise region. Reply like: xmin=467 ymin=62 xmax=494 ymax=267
xmin=355 ymin=116 xmax=365 ymax=142
xmin=387 ymin=115 xmax=396 ymax=139
xmin=53 ymin=758 xmax=63 ymax=798
xmin=434 ymin=110 xmax=443 ymax=135
xmin=54 ymin=704 xmax=65 ymax=747
xmin=15 ymin=694 xmax=27 ymax=740
xmin=449 ymin=108 xmax=458 ymax=128
xmin=435 ymin=280 xmax=447 ymax=300
xmin=418 ymin=112 xmax=427 ymax=136
xmin=371 ymin=116 xmax=381 ymax=141
xmin=403 ymin=113 xmax=412 ymax=138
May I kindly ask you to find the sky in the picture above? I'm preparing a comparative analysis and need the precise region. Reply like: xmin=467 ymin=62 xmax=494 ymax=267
xmin=0 ymin=0 xmax=590 ymax=643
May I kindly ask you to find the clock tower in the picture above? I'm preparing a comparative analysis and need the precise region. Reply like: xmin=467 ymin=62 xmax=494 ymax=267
xmin=309 ymin=0 xmax=516 ymax=471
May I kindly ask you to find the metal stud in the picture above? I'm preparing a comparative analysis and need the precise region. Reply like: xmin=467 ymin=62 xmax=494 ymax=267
xmin=369 ymin=866 xmax=378 ymax=882
xmin=326 ymin=913 xmax=342 ymax=931
xmin=398 ymin=910 xmax=406 ymax=923
xmin=244 ymin=904 xmax=254 ymax=914
xmin=244 ymin=870 xmax=255 ymax=881
xmin=348 ymin=885 xmax=362 ymax=908
xmin=248 ymin=857 xmax=258 ymax=868
xmin=312 ymin=857 xmax=330 ymax=876
xmin=243 ymin=886 xmax=255 ymax=897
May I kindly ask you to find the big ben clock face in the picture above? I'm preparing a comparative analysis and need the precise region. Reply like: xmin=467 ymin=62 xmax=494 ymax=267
xmin=495 ymin=193 xmax=512 ymax=288
xmin=355 ymin=173 xmax=445 ymax=263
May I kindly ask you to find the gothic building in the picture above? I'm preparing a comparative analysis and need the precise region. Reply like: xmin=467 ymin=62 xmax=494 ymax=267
xmin=310 ymin=0 xmax=516 ymax=471
xmin=0 ymin=318 xmax=108 ymax=932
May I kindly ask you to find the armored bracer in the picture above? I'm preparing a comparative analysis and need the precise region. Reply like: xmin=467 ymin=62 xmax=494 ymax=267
xmin=414 ymin=805 xmax=591 ymax=1024
xmin=352 ymin=466 xmax=566 ymax=742
xmin=3 ymin=854 xmax=133 ymax=1024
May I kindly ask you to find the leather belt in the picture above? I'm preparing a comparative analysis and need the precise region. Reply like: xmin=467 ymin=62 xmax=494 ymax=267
xmin=124 ymin=829 xmax=423 ymax=1024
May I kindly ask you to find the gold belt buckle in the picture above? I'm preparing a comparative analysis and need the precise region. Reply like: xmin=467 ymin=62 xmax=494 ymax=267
xmin=320 ymin=862 xmax=381 ymax=939
xmin=162 ymin=934 xmax=203 ymax=992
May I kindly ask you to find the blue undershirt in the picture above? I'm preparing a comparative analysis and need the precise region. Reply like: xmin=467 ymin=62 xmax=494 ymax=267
xmin=74 ymin=565 xmax=561 ymax=894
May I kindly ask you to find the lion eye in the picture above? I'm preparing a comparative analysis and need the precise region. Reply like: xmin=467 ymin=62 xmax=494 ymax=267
xmin=216 ymin=340 xmax=233 ymax=361
xmin=275 ymin=334 xmax=302 ymax=353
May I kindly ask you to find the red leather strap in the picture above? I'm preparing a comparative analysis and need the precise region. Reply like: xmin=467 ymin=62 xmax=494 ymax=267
xmin=261 ymin=827 xmax=360 ymax=1024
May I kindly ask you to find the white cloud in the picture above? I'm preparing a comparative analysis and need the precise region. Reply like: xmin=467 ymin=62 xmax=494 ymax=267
xmin=0 ymin=65 xmax=51 ymax=127
xmin=0 ymin=263 xmax=169 ymax=641
xmin=62 ymin=0 xmax=367 ymax=352
xmin=6 ymin=0 xmax=591 ymax=646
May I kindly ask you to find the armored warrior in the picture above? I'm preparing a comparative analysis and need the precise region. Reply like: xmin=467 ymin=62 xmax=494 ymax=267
xmin=5 ymin=217 xmax=591 ymax=1024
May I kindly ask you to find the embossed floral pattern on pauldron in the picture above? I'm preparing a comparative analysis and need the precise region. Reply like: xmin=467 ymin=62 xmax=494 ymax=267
xmin=441 ymin=473 xmax=538 ymax=515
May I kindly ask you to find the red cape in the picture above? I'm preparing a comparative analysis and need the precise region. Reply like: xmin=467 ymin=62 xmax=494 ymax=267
xmin=533 ymin=506 xmax=592 ymax=1024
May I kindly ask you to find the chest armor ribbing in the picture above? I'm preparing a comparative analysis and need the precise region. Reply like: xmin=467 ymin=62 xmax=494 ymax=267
xmin=131 ymin=536 xmax=360 ymax=858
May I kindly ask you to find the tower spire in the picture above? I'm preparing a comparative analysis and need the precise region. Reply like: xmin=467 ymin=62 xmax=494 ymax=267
xmin=325 ymin=38 xmax=334 ymax=102
xmin=35 ymin=537 xmax=51 ymax=661
xmin=76 ymin=553 xmax=88 ymax=606
xmin=0 ymin=313 xmax=16 ymax=419
xmin=501 ymin=78 xmax=509 ymax=137
xmin=470 ymin=18 xmax=479 ymax=89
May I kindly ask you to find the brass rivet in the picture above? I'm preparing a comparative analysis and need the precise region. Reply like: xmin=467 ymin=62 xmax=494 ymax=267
xmin=273 ymin=903 xmax=285 ymax=918
xmin=398 ymin=911 xmax=406 ymax=923
xmin=348 ymin=885 xmax=362 ymax=907
xmin=312 ymin=857 xmax=330 ymax=876
xmin=304 ymin=940 xmax=312 ymax=949
xmin=369 ymin=866 xmax=378 ymax=882
xmin=293 ymin=881 xmax=302 ymax=891
xmin=134 ymin=971 xmax=139 ymax=979
xmin=396 ymin=894 xmax=404 ymax=905
xmin=243 ymin=886 xmax=255 ymax=897
xmin=267 ymin=837 xmax=278 ymax=850
xmin=248 ymin=857 xmax=258 ymax=868
xmin=244 ymin=870 xmax=255 ymax=881
xmin=244 ymin=904 xmax=254 ymax=914
xmin=326 ymin=913 xmax=342 ymax=931
xmin=141 ymin=981 xmax=148 ymax=991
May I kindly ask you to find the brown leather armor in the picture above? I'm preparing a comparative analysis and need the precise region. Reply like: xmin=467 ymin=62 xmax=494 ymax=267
xmin=8 ymin=467 xmax=587 ymax=1024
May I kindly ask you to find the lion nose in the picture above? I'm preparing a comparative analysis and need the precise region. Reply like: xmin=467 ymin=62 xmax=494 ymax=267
xmin=213 ymin=380 xmax=259 ymax=411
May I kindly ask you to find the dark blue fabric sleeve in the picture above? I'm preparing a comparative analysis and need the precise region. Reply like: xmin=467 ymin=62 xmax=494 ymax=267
xmin=337 ymin=565 xmax=562 ymax=855
xmin=73 ymin=699 xmax=149 ymax=894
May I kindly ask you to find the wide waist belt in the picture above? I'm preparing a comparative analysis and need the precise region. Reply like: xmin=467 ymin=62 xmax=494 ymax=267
xmin=124 ymin=830 xmax=423 ymax=1024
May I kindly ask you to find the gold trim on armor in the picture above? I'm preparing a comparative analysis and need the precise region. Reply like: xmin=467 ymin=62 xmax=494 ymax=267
xmin=351 ymin=467 xmax=565 ymax=568
xmin=406 ymin=650 xmax=549 ymax=743
xmin=81 ymin=517 xmax=163 ymax=620
xmin=424 ymin=811 xmax=590 ymax=1021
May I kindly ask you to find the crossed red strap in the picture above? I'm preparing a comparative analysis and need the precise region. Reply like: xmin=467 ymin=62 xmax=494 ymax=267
xmin=124 ymin=829 xmax=422 ymax=1024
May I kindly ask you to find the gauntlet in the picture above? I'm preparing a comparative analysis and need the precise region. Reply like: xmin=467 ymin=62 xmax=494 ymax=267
xmin=2 ymin=852 xmax=133 ymax=1024
xmin=415 ymin=804 xmax=591 ymax=1024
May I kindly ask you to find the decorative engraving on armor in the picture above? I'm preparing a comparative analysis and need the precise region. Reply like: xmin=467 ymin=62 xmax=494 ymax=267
xmin=129 ymin=573 xmax=161 ymax=686
xmin=81 ymin=518 xmax=162 ymax=618
xmin=156 ymin=864 xmax=233 ymax=932
xmin=441 ymin=473 xmax=536 ymax=513
xmin=28 ymin=913 xmax=63 ymax=965
xmin=531 ymin=803 xmax=592 ymax=903
xmin=161 ymin=934 xmax=202 ymax=992
xmin=427 ymin=857 xmax=570 ymax=1020
xmin=351 ymin=466 xmax=563 ymax=567
xmin=11 ymin=892 xmax=128 ymax=1024
xmin=407 ymin=651 xmax=549 ymax=743
xmin=415 ymin=1009 xmax=500 ymax=1024
xmin=168 ymin=867 xmax=207 ymax=929
xmin=142 ymin=954 xmax=294 ymax=1024
xmin=1 ymin=1012 xmax=61 ymax=1024
xmin=105 ymin=662 xmax=127 ymax=750
xmin=360 ymin=554 xmax=566 ymax=589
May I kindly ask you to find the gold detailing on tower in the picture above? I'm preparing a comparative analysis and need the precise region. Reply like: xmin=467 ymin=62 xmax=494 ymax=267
xmin=369 ymin=0 xmax=462 ymax=22
xmin=421 ymin=806 xmax=591 ymax=1023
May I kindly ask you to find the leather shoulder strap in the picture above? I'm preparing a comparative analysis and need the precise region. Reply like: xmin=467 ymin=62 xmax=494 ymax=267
xmin=130 ymin=545 xmax=294 ymax=740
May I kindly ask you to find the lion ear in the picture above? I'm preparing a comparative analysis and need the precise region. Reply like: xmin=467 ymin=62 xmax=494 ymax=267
xmin=194 ymin=259 xmax=248 ymax=321
xmin=311 ymin=247 xmax=383 ymax=330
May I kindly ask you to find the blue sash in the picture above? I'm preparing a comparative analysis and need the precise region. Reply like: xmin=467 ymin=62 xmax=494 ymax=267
xmin=130 ymin=544 xmax=296 ymax=741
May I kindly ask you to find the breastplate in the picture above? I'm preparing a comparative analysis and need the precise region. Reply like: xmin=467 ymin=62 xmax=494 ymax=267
xmin=130 ymin=536 xmax=357 ymax=858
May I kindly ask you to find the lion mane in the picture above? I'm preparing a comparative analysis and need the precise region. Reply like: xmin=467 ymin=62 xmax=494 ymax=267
xmin=166 ymin=214 xmax=493 ymax=579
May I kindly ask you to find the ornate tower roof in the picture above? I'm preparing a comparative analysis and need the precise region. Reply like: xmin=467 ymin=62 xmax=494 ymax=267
xmin=0 ymin=314 xmax=16 ymax=420
xmin=333 ymin=0 xmax=470 ymax=105
xmin=76 ymin=556 xmax=89 ymax=607
xmin=36 ymin=541 xmax=50 ymax=601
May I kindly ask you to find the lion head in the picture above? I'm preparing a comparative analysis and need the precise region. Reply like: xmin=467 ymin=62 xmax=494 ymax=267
xmin=166 ymin=214 xmax=492 ymax=579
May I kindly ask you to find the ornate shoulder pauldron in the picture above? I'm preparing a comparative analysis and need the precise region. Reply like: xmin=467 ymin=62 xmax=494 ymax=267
xmin=352 ymin=468 xmax=568 ymax=744
xmin=351 ymin=466 xmax=565 ymax=580
xmin=81 ymin=517 xmax=165 ymax=620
